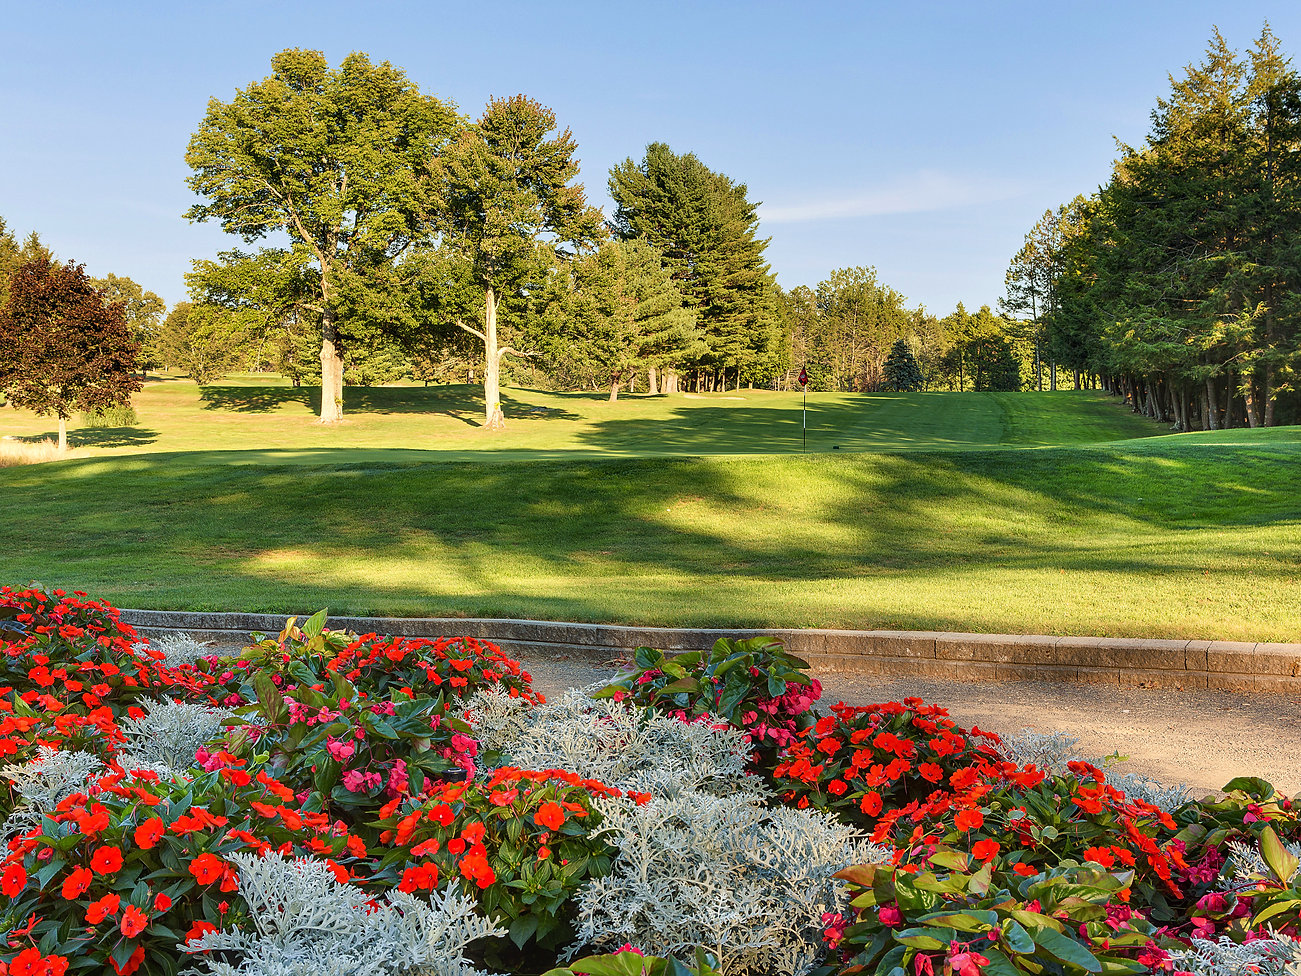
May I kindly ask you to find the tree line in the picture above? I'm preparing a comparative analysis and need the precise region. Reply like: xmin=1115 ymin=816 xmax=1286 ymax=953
xmin=1003 ymin=25 xmax=1301 ymax=429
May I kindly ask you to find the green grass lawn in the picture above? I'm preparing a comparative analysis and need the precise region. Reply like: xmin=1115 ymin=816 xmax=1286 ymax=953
xmin=1 ymin=377 xmax=1297 ymax=641
xmin=0 ymin=374 xmax=1162 ymax=459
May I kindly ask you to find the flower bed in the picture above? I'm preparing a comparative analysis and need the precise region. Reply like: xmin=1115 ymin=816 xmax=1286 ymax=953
xmin=0 ymin=585 xmax=1298 ymax=976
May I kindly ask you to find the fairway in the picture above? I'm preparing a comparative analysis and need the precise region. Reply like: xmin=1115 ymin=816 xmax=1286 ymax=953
xmin=0 ymin=375 xmax=1162 ymax=460
xmin=1 ymin=380 xmax=1298 ymax=642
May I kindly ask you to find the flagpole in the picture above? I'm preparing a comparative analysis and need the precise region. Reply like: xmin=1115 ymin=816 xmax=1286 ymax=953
xmin=799 ymin=364 xmax=808 ymax=454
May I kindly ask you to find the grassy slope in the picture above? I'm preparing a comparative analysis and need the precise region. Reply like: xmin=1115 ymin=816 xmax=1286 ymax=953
xmin=1 ymin=381 xmax=1296 ymax=640
xmin=0 ymin=376 xmax=1161 ymax=459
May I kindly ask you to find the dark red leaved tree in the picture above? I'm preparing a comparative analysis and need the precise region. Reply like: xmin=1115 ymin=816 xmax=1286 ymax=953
xmin=0 ymin=257 xmax=141 ymax=450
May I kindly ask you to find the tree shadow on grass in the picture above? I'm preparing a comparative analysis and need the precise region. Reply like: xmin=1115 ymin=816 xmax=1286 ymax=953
xmin=71 ymin=428 xmax=160 ymax=449
xmin=195 ymin=383 xmax=580 ymax=425
xmin=5 ymin=438 xmax=1300 ymax=635
xmin=13 ymin=428 xmax=160 ymax=449
xmin=199 ymin=386 xmax=318 ymax=414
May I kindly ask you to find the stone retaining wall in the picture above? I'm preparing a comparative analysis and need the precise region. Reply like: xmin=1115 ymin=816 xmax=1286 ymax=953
xmin=120 ymin=609 xmax=1301 ymax=696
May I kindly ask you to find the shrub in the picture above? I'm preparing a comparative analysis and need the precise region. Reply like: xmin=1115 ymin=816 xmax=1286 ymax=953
xmin=826 ymin=850 xmax=1171 ymax=976
xmin=182 ymin=852 xmax=504 ymax=976
xmin=594 ymin=637 xmax=821 ymax=772
xmin=468 ymin=688 xmax=760 ymax=799
xmin=219 ymin=664 xmax=472 ymax=830
xmin=571 ymin=790 xmax=887 ymax=975
xmin=0 ymin=764 xmax=363 ymax=975
xmin=80 ymin=403 xmax=139 ymax=427
xmin=373 ymin=767 xmax=641 ymax=960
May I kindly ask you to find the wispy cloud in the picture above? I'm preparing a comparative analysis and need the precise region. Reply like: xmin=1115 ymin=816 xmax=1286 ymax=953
xmin=759 ymin=170 xmax=1024 ymax=224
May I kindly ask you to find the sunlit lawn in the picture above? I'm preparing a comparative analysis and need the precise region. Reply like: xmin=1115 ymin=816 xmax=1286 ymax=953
xmin=1 ymin=378 xmax=1297 ymax=640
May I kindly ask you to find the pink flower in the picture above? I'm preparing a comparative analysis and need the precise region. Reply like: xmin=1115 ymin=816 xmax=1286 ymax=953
xmin=879 ymin=904 xmax=904 ymax=927
xmin=947 ymin=942 xmax=990 ymax=976
xmin=613 ymin=944 xmax=644 ymax=956
xmin=342 ymin=770 xmax=369 ymax=793
xmin=327 ymin=737 xmax=356 ymax=762
xmin=1195 ymin=892 xmax=1229 ymax=914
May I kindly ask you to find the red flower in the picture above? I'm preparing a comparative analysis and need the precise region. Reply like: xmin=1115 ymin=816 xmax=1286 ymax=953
xmin=918 ymin=762 xmax=944 ymax=783
xmin=1083 ymin=845 xmax=1116 ymax=868
xmin=153 ymin=892 xmax=172 ymax=912
xmin=91 ymin=845 xmax=123 ymax=875
xmin=535 ymin=802 xmax=565 ymax=831
xmin=189 ymin=853 xmax=225 ymax=885
xmin=61 ymin=866 xmax=93 ymax=900
xmin=133 ymin=817 xmax=163 ymax=850
xmin=954 ymin=809 xmax=984 ymax=832
xmin=971 ymin=839 xmax=1000 ymax=862
xmin=120 ymin=904 xmax=147 ymax=938
xmin=2 ymin=861 xmax=27 ymax=897
xmin=8 ymin=947 xmax=70 ymax=976
xmin=860 ymin=791 xmax=883 ymax=817
xmin=827 ymin=779 xmax=848 ymax=796
xmin=85 ymin=893 xmax=120 ymax=924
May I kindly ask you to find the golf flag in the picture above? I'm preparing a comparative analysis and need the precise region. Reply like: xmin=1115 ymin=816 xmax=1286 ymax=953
xmin=798 ymin=365 xmax=808 ymax=387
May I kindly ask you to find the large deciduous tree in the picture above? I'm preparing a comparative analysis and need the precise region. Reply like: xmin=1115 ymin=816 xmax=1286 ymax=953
xmin=89 ymin=273 xmax=166 ymax=376
xmin=184 ymin=48 xmax=458 ymax=423
xmin=0 ymin=257 xmax=141 ymax=450
xmin=431 ymin=95 xmax=605 ymax=428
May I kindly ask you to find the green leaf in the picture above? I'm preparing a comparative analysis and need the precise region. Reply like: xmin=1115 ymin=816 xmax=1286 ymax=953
xmin=895 ymin=926 xmax=957 ymax=950
xmin=1002 ymin=919 xmax=1036 ymax=955
xmin=1033 ymin=926 xmax=1102 ymax=972
xmin=1222 ymin=776 xmax=1276 ymax=799
xmin=919 ymin=910 xmax=997 ymax=932
xmin=1251 ymin=897 xmax=1301 ymax=928
xmin=508 ymin=913 xmax=539 ymax=949
xmin=981 ymin=947 xmax=1024 ymax=976
xmin=1261 ymin=825 xmax=1299 ymax=884
xmin=632 ymin=646 xmax=664 ymax=669
xmin=767 ymin=673 xmax=787 ymax=698
xmin=252 ymin=672 xmax=286 ymax=723
xmin=653 ymin=677 xmax=702 ymax=698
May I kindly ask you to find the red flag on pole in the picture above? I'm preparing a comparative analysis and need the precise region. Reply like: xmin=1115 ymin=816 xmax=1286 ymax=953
xmin=798 ymin=365 xmax=808 ymax=387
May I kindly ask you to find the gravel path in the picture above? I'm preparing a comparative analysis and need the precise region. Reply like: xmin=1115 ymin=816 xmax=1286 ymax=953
xmin=516 ymin=652 xmax=1301 ymax=798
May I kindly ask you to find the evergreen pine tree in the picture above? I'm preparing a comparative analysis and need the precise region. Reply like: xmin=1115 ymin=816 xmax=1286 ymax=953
xmin=608 ymin=143 xmax=775 ymax=388
xmin=881 ymin=338 xmax=924 ymax=391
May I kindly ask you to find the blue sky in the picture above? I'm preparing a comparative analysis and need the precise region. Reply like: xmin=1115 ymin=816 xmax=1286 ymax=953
xmin=3 ymin=1 xmax=1298 ymax=315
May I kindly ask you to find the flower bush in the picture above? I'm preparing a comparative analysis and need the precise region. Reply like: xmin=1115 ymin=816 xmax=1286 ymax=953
xmin=373 ymin=766 xmax=645 ymax=963
xmin=3 ymin=585 xmax=1301 ymax=976
xmin=594 ymin=637 xmax=821 ymax=772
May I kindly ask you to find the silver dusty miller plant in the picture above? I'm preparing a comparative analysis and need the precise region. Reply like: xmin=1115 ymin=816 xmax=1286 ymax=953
xmin=136 ymin=631 xmax=213 ymax=667
xmin=1 ymin=746 xmax=103 ymax=837
xmin=1223 ymin=837 xmax=1301 ymax=884
xmin=1169 ymin=932 xmax=1301 ymax=976
xmin=466 ymin=687 xmax=761 ymax=799
xmin=995 ymin=727 xmax=1192 ymax=813
xmin=118 ymin=697 xmax=233 ymax=777
xmin=570 ymin=790 xmax=889 ymax=976
xmin=180 ymin=852 xmax=503 ymax=976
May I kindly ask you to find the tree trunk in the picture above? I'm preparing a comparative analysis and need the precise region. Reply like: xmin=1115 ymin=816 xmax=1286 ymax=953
xmin=483 ymin=285 xmax=505 ymax=429
xmin=1049 ymin=360 xmax=1057 ymax=391
xmin=648 ymin=366 xmax=659 ymax=395
xmin=58 ymin=416 xmax=67 ymax=452
xmin=1264 ymin=367 xmax=1275 ymax=427
xmin=1074 ymin=369 xmax=1081 ymax=390
xmin=1203 ymin=377 xmax=1218 ymax=430
xmin=1244 ymin=373 xmax=1260 ymax=428
xmin=609 ymin=374 xmax=620 ymax=402
xmin=318 ymin=306 xmax=345 ymax=423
